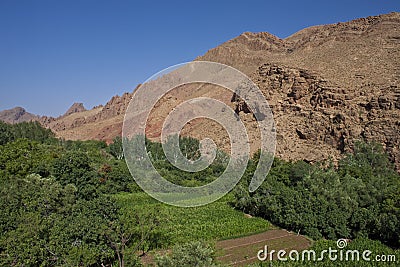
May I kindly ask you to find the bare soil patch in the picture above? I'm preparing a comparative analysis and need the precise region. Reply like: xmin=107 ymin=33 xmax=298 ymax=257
xmin=216 ymin=229 xmax=311 ymax=266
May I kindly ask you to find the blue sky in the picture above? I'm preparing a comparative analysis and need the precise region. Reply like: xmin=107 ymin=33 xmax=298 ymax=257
xmin=0 ymin=0 xmax=398 ymax=116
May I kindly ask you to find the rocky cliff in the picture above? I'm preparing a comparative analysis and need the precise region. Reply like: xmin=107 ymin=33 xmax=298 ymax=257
xmin=194 ymin=12 xmax=400 ymax=168
xmin=1 ymin=12 xmax=399 ymax=169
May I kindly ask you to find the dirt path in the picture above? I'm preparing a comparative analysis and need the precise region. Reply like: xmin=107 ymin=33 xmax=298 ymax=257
xmin=216 ymin=229 xmax=311 ymax=266
xmin=140 ymin=229 xmax=311 ymax=266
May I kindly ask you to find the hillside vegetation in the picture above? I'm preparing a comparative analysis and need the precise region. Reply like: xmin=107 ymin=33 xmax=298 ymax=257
xmin=0 ymin=121 xmax=398 ymax=266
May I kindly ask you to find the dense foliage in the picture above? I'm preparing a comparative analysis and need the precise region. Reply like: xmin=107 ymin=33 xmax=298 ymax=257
xmin=145 ymin=135 xmax=229 ymax=187
xmin=0 ymin=123 xmax=264 ymax=266
xmin=155 ymin=241 xmax=219 ymax=267
xmin=0 ymin=121 xmax=398 ymax=266
xmin=232 ymin=141 xmax=400 ymax=248
xmin=0 ymin=122 xmax=142 ymax=266
xmin=0 ymin=121 xmax=55 ymax=145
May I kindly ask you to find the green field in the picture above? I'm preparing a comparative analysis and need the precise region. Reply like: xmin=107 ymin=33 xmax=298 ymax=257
xmin=114 ymin=192 xmax=271 ymax=245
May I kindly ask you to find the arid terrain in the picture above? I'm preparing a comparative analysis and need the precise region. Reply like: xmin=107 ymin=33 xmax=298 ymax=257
xmin=1 ymin=12 xmax=399 ymax=168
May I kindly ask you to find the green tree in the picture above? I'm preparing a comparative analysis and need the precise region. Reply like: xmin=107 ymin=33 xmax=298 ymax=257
xmin=155 ymin=241 xmax=218 ymax=267
xmin=232 ymin=141 xmax=400 ymax=246
xmin=0 ymin=139 xmax=55 ymax=178
xmin=105 ymin=204 xmax=163 ymax=267
xmin=0 ymin=121 xmax=14 ymax=145
xmin=48 ymin=196 xmax=117 ymax=266
xmin=98 ymin=160 xmax=135 ymax=193
xmin=12 ymin=121 xmax=56 ymax=143
xmin=51 ymin=150 xmax=99 ymax=199
xmin=109 ymin=136 xmax=124 ymax=160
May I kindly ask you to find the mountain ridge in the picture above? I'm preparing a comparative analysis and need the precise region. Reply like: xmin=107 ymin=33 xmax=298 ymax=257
xmin=0 ymin=107 xmax=39 ymax=124
xmin=1 ymin=12 xmax=399 ymax=169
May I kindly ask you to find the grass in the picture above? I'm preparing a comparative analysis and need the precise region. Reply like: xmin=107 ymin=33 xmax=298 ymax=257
xmin=113 ymin=192 xmax=271 ymax=245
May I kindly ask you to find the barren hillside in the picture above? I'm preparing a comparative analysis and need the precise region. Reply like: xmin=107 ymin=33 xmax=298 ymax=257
xmin=2 ymin=12 xmax=399 ymax=168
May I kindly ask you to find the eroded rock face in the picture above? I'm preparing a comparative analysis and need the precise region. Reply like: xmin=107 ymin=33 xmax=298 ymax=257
xmin=193 ymin=12 xmax=400 ymax=170
xmin=97 ymin=92 xmax=133 ymax=120
xmin=3 ymin=12 xmax=397 ymax=170
xmin=229 ymin=63 xmax=400 ymax=169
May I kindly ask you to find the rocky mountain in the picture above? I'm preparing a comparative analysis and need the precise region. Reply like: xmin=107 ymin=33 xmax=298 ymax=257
xmin=1 ymin=12 xmax=399 ymax=169
xmin=194 ymin=12 xmax=400 ymax=168
xmin=63 ymin=103 xmax=87 ymax=117
xmin=39 ymin=92 xmax=134 ymax=142
xmin=0 ymin=107 xmax=39 ymax=124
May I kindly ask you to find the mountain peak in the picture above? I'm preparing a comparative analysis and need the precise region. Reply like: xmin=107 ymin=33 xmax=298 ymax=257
xmin=63 ymin=103 xmax=87 ymax=117
xmin=0 ymin=106 xmax=39 ymax=124
xmin=2 ymin=12 xmax=399 ymax=171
